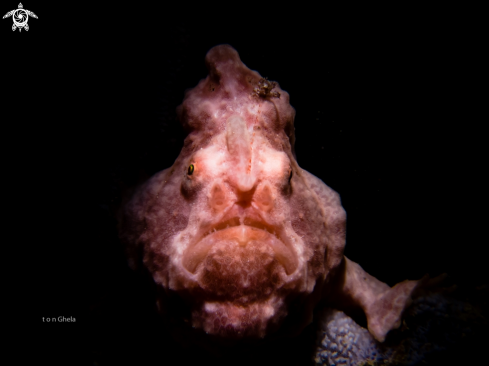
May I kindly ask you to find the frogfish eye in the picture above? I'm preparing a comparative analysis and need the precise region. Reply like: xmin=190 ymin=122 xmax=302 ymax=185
xmin=187 ymin=164 xmax=194 ymax=175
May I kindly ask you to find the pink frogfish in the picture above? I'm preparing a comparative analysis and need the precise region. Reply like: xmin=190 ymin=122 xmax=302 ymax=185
xmin=118 ymin=44 xmax=432 ymax=343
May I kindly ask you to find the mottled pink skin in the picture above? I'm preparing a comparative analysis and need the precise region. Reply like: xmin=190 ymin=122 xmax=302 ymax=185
xmin=118 ymin=45 xmax=424 ymax=341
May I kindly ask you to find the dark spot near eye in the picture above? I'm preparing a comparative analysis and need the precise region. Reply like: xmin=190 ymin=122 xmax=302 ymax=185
xmin=187 ymin=164 xmax=194 ymax=175
xmin=289 ymin=170 xmax=293 ymax=183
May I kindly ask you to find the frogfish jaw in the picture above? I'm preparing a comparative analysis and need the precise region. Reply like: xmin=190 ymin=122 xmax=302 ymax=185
xmin=177 ymin=220 xmax=303 ymax=338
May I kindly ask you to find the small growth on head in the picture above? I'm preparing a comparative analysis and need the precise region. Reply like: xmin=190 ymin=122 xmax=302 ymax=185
xmin=252 ymin=77 xmax=281 ymax=99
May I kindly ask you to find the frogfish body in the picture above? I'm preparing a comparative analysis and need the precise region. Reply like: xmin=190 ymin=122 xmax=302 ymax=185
xmin=118 ymin=45 xmax=428 ymax=343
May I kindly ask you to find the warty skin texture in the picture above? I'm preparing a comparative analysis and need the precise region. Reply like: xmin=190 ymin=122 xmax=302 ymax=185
xmin=118 ymin=44 xmax=426 ymax=342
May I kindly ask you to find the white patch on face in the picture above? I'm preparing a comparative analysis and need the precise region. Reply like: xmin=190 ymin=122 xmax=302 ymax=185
xmin=192 ymin=142 xmax=227 ymax=181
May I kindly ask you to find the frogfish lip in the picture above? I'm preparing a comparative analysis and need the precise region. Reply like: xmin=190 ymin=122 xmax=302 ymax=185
xmin=182 ymin=217 xmax=298 ymax=275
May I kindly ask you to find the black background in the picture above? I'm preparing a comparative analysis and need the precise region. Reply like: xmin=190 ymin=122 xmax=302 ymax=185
xmin=3 ymin=4 xmax=486 ymax=365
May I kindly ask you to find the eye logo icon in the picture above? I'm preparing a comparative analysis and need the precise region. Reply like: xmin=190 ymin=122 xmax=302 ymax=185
xmin=3 ymin=3 xmax=37 ymax=32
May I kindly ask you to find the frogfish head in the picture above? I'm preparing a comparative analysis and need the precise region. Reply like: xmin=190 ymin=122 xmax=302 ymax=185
xmin=118 ymin=45 xmax=346 ymax=339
